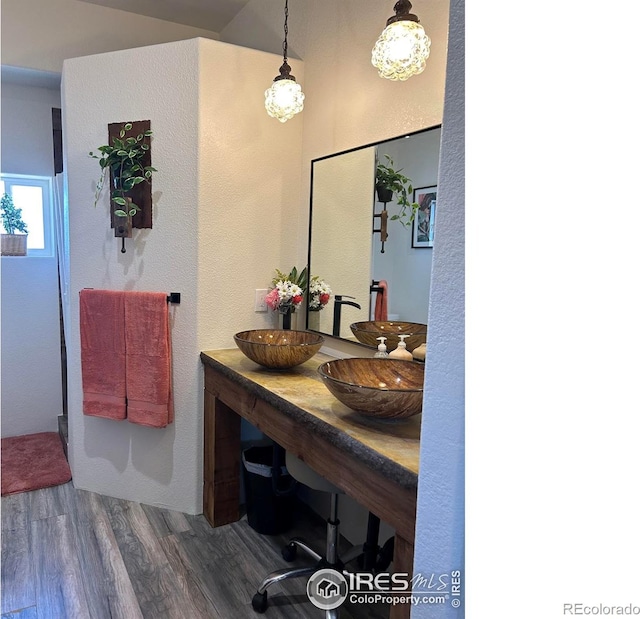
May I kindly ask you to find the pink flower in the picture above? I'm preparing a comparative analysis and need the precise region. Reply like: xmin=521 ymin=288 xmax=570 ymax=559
xmin=265 ymin=288 xmax=280 ymax=310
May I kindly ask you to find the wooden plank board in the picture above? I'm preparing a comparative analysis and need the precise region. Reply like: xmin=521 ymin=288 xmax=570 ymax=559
xmin=1 ymin=525 xmax=34 ymax=613
xmin=30 ymin=514 xmax=91 ymax=618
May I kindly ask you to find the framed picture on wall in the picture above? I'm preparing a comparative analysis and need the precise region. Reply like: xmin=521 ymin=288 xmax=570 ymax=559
xmin=412 ymin=186 xmax=437 ymax=248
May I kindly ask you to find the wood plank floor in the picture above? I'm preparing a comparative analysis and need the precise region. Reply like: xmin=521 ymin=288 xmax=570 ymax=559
xmin=1 ymin=483 xmax=389 ymax=619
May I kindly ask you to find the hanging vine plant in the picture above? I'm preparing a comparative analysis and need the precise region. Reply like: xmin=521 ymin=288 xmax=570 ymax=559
xmin=89 ymin=122 xmax=156 ymax=218
xmin=375 ymin=154 xmax=419 ymax=226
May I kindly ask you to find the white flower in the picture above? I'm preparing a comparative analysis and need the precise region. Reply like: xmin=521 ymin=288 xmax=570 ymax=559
xmin=309 ymin=278 xmax=332 ymax=310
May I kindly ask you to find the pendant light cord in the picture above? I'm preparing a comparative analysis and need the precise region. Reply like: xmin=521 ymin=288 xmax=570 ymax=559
xmin=282 ymin=0 xmax=289 ymax=63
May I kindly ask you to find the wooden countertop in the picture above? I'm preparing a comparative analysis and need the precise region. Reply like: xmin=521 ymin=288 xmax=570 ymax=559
xmin=200 ymin=349 xmax=421 ymax=489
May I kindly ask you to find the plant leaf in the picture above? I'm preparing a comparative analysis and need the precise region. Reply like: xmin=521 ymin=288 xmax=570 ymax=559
xmin=114 ymin=209 xmax=128 ymax=217
xmin=112 ymin=197 xmax=127 ymax=206
xmin=124 ymin=123 xmax=133 ymax=131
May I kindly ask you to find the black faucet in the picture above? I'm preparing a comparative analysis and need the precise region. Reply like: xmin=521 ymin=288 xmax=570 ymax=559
xmin=333 ymin=295 xmax=362 ymax=336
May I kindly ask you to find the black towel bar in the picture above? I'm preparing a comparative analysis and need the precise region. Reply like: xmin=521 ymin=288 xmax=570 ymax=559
xmin=80 ymin=289 xmax=180 ymax=305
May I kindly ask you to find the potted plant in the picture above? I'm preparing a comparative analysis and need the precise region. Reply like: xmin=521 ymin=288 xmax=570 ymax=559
xmin=1 ymin=192 xmax=28 ymax=256
xmin=89 ymin=123 xmax=156 ymax=223
xmin=375 ymin=154 xmax=419 ymax=226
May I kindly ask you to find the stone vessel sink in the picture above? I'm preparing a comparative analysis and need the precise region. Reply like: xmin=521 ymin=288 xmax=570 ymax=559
xmin=350 ymin=321 xmax=427 ymax=352
xmin=317 ymin=358 xmax=424 ymax=419
xmin=234 ymin=329 xmax=324 ymax=369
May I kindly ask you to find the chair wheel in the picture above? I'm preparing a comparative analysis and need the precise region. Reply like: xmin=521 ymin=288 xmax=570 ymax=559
xmin=281 ymin=542 xmax=297 ymax=562
xmin=252 ymin=591 xmax=268 ymax=613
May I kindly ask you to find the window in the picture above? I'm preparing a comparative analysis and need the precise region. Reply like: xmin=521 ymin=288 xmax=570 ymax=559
xmin=0 ymin=174 xmax=54 ymax=257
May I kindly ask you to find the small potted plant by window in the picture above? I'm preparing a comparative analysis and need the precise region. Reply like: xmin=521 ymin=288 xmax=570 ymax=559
xmin=1 ymin=192 xmax=28 ymax=256
xmin=89 ymin=123 xmax=156 ymax=237
xmin=375 ymin=154 xmax=419 ymax=226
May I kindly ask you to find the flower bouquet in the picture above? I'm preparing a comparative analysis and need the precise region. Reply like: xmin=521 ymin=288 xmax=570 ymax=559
xmin=265 ymin=267 xmax=308 ymax=317
xmin=308 ymin=276 xmax=332 ymax=311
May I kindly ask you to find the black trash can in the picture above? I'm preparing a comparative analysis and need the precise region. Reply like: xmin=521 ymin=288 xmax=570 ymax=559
xmin=242 ymin=445 xmax=295 ymax=535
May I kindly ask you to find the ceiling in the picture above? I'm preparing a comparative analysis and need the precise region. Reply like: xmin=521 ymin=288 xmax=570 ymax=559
xmin=77 ymin=0 xmax=253 ymax=32
xmin=1 ymin=0 xmax=254 ymax=88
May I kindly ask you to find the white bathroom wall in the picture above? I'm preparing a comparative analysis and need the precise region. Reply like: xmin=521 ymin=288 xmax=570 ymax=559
xmin=0 ymin=0 xmax=220 ymax=74
xmin=63 ymin=39 xmax=201 ymax=512
xmin=62 ymin=38 xmax=303 ymax=513
xmin=196 ymin=38 xmax=304 ymax=347
xmin=1 ymin=81 xmax=63 ymax=438
xmin=412 ymin=0 xmax=465 ymax=615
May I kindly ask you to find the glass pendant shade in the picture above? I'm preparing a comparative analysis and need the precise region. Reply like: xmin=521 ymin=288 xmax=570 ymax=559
xmin=372 ymin=12 xmax=431 ymax=81
xmin=265 ymin=0 xmax=304 ymax=123
xmin=264 ymin=76 xmax=305 ymax=123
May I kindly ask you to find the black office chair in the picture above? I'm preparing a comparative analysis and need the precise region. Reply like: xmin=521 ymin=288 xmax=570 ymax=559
xmin=251 ymin=452 xmax=393 ymax=617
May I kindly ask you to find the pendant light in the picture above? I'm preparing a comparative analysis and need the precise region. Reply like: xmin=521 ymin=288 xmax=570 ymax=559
xmin=264 ymin=0 xmax=304 ymax=123
xmin=372 ymin=0 xmax=431 ymax=81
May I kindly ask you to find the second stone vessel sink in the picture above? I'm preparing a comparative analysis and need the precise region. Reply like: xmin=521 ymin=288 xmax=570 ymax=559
xmin=234 ymin=329 xmax=324 ymax=369
xmin=317 ymin=357 xmax=424 ymax=420
xmin=350 ymin=321 xmax=427 ymax=352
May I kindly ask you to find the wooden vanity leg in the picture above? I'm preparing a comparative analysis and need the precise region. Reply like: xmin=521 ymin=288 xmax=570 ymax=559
xmin=203 ymin=391 xmax=241 ymax=527
xmin=389 ymin=534 xmax=414 ymax=619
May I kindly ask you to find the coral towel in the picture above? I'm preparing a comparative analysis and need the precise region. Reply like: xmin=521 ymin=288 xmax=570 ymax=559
xmin=124 ymin=292 xmax=174 ymax=428
xmin=80 ymin=289 xmax=127 ymax=420
xmin=374 ymin=280 xmax=388 ymax=322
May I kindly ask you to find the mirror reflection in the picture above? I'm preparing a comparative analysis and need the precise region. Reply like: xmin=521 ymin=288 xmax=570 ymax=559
xmin=306 ymin=126 xmax=442 ymax=345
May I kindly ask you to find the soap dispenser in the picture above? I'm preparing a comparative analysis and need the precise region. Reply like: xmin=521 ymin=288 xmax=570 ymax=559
xmin=389 ymin=335 xmax=413 ymax=360
xmin=374 ymin=336 xmax=389 ymax=358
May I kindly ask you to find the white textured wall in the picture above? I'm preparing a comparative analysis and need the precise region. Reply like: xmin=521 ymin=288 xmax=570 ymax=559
xmin=0 ymin=83 xmax=61 ymax=175
xmin=63 ymin=39 xmax=201 ymax=512
xmin=1 ymin=257 xmax=62 ymax=437
xmin=1 ymin=0 xmax=220 ymax=74
xmin=412 ymin=0 xmax=464 ymax=615
xmin=63 ymin=38 xmax=302 ymax=513
xmin=196 ymin=39 xmax=304 ymax=346
xmin=1 ymin=82 xmax=63 ymax=438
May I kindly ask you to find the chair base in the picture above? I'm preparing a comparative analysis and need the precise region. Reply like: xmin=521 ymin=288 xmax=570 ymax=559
xmin=253 ymin=494 xmax=347 ymax=615
xmin=252 ymin=493 xmax=393 ymax=616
